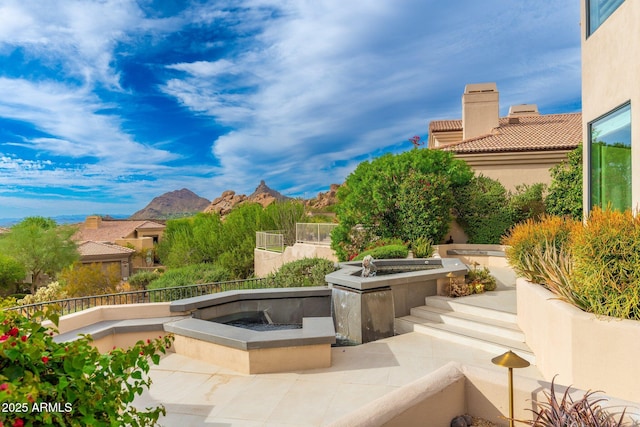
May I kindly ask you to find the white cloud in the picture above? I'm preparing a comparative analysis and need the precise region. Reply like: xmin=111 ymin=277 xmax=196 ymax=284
xmin=160 ymin=1 xmax=580 ymax=197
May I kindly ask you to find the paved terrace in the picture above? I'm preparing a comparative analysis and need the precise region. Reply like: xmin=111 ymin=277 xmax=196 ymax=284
xmin=135 ymin=266 xmax=543 ymax=426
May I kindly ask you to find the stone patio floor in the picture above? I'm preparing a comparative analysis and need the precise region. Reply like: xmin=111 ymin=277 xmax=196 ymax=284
xmin=135 ymin=267 xmax=543 ymax=426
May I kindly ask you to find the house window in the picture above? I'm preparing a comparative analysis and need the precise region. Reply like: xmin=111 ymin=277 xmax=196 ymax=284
xmin=589 ymin=102 xmax=631 ymax=211
xmin=587 ymin=0 xmax=625 ymax=36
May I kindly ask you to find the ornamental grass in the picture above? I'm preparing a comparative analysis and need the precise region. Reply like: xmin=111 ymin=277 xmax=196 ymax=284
xmin=503 ymin=207 xmax=640 ymax=321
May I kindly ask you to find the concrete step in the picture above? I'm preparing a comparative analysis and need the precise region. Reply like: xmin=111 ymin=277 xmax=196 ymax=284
xmin=424 ymin=295 xmax=517 ymax=324
xmin=409 ymin=305 xmax=525 ymax=342
xmin=394 ymin=316 xmax=535 ymax=364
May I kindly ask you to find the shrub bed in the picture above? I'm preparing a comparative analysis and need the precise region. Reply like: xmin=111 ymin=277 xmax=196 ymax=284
xmin=267 ymin=258 xmax=337 ymax=287
xmin=352 ymin=244 xmax=409 ymax=261
xmin=503 ymin=207 xmax=640 ymax=320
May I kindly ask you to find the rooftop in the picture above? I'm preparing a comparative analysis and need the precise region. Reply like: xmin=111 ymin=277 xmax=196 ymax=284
xmin=432 ymin=112 xmax=581 ymax=154
xmin=77 ymin=241 xmax=137 ymax=257
xmin=74 ymin=219 xmax=164 ymax=243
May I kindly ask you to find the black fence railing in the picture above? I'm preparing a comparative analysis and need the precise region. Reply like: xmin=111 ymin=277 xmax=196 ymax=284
xmin=5 ymin=277 xmax=271 ymax=320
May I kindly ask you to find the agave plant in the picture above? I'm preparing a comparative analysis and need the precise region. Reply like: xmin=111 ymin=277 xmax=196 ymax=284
xmin=527 ymin=376 xmax=627 ymax=427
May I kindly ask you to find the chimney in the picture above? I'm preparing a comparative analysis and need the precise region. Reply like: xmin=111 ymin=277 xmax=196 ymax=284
xmin=462 ymin=83 xmax=499 ymax=140
xmin=508 ymin=104 xmax=540 ymax=117
xmin=85 ymin=215 xmax=102 ymax=229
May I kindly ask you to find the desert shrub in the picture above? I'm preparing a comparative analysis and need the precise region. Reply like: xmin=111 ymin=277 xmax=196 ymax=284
xmin=59 ymin=262 xmax=122 ymax=297
xmin=529 ymin=376 xmax=626 ymax=427
xmin=129 ymin=270 xmax=162 ymax=290
xmin=0 ymin=297 xmax=18 ymax=309
xmin=267 ymin=258 xmax=337 ymax=287
xmin=466 ymin=267 xmax=497 ymax=292
xmin=545 ymin=144 xmax=583 ymax=221
xmin=353 ymin=244 xmax=409 ymax=261
xmin=455 ymin=175 xmax=513 ymax=244
xmin=569 ymin=207 xmax=640 ymax=320
xmin=19 ymin=282 xmax=68 ymax=305
xmin=147 ymin=263 xmax=231 ymax=290
xmin=0 ymin=308 xmax=173 ymax=426
xmin=449 ymin=278 xmax=472 ymax=298
xmin=410 ymin=236 xmax=433 ymax=259
xmin=509 ymin=183 xmax=546 ymax=223
xmin=502 ymin=215 xmax=578 ymax=284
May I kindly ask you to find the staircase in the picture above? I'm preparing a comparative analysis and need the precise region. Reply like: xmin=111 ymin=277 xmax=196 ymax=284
xmin=395 ymin=292 xmax=535 ymax=364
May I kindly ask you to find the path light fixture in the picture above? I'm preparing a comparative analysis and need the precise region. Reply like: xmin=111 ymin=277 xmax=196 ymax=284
xmin=446 ymin=272 xmax=456 ymax=297
xmin=491 ymin=350 xmax=530 ymax=427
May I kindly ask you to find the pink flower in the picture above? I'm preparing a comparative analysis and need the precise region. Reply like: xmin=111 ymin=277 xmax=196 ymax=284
xmin=13 ymin=419 xmax=24 ymax=427
xmin=0 ymin=335 xmax=8 ymax=343
xmin=0 ymin=383 xmax=8 ymax=391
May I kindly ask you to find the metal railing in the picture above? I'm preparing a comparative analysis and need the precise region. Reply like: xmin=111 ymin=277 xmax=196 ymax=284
xmin=5 ymin=277 xmax=270 ymax=320
xmin=256 ymin=230 xmax=284 ymax=252
xmin=296 ymin=223 xmax=338 ymax=246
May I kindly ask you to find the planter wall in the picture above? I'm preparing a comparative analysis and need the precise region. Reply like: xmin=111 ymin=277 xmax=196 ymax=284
xmin=517 ymin=278 xmax=640 ymax=403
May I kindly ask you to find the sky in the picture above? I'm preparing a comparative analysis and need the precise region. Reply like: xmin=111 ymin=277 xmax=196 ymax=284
xmin=0 ymin=0 xmax=582 ymax=220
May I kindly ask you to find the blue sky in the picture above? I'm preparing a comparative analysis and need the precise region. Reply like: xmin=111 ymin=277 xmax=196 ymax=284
xmin=0 ymin=0 xmax=582 ymax=219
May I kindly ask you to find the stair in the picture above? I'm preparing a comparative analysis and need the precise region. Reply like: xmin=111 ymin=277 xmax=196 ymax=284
xmin=395 ymin=294 xmax=536 ymax=364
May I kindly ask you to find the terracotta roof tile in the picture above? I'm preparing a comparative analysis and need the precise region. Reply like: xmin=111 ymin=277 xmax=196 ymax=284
xmin=74 ymin=220 xmax=164 ymax=243
xmin=77 ymin=241 xmax=136 ymax=257
xmin=429 ymin=119 xmax=463 ymax=132
xmin=440 ymin=113 xmax=581 ymax=153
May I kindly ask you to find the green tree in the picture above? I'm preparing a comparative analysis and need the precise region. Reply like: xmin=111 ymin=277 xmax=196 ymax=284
xmin=332 ymin=149 xmax=473 ymax=261
xmin=217 ymin=203 xmax=267 ymax=278
xmin=0 ymin=254 xmax=26 ymax=294
xmin=455 ymin=175 xmax=513 ymax=244
xmin=545 ymin=144 xmax=583 ymax=220
xmin=263 ymin=200 xmax=307 ymax=245
xmin=0 ymin=217 xmax=79 ymax=293
xmin=509 ymin=183 xmax=547 ymax=224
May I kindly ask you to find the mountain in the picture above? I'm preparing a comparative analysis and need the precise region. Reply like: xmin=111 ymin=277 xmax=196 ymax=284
xmin=305 ymin=184 xmax=340 ymax=210
xmin=205 ymin=180 xmax=291 ymax=216
xmin=129 ymin=188 xmax=211 ymax=220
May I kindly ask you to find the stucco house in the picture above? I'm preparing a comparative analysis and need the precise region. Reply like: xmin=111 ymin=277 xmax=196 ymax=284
xmin=429 ymin=83 xmax=582 ymax=191
xmin=73 ymin=216 xmax=166 ymax=280
xmin=581 ymin=0 xmax=636 ymax=214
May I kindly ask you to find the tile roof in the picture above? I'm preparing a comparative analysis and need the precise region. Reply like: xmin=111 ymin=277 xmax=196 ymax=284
xmin=74 ymin=220 xmax=164 ymax=243
xmin=439 ymin=113 xmax=581 ymax=153
xmin=77 ymin=241 xmax=136 ymax=257
xmin=429 ymin=119 xmax=463 ymax=132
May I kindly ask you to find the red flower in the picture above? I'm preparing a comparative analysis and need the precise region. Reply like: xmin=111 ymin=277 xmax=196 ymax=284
xmin=0 ymin=335 xmax=8 ymax=343
xmin=20 ymin=336 xmax=27 ymax=342
xmin=146 ymin=339 xmax=151 ymax=344
xmin=7 ymin=327 xmax=18 ymax=337
xmin=0 ymin=383 xmax=8 ymax=391
xmin=41 ymin=356 xmax=49 ymax=364
xmin=10 ymin=342 xmax=16 ymax=347
xmin=12 ymin=419 xmax=24 ymax=427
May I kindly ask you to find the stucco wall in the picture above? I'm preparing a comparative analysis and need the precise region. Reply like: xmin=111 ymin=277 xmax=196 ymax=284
xmin=582 ymin=0 xmax=640 ymax=212
xmin=517 ymin=278 xmax=640 ymax=402
xmin=254 ymin=243 xmax=338 ymax=277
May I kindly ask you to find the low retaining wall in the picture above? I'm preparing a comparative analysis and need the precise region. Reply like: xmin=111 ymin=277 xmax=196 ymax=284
xmin=517 ymin=278 xmax=640 ymax=403
xmin=328 ymin=363 xmax=638 ymax=427
xmin=254 ymin=243 xmax=338 ymax=277
xmin=49 ymin=303 xmax=189 ymax=353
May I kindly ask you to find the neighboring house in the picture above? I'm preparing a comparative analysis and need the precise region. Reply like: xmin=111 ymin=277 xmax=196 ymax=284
xmin=581 ymin=0 xmax=636 ymax=214
xmin=74 ymin=216 xmax=166 ymax=276
xmin=76 ymin=241 xmax=137 ymax=281
xmin=429 ymin=83 xmax=582 ymax=191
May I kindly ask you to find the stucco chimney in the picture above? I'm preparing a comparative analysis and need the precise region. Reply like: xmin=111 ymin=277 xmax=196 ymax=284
xmin=462 ymin=83 xmax=499 ymax=140
xmin=508 ymin=104 xmax=540 ymax=117
xmin=85 ymin=215 xmax=102 ymax=229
